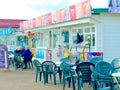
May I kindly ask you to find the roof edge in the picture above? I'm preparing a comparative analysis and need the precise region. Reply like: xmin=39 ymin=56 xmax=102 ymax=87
xmin=92 ymin=8 xmax=108 ymax=14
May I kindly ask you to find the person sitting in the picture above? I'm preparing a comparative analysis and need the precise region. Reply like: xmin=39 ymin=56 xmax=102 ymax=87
xmin=14 ymin=46 xmax=25 ymax=56
xmin=14 ymin=46 xmax=25 ymax=68
xmin=22 ymin=46 xmax=33 ymax=69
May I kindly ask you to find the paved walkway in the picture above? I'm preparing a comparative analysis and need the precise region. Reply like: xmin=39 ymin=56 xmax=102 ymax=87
xmin=0 ymin=68 xmax=92 ymax=90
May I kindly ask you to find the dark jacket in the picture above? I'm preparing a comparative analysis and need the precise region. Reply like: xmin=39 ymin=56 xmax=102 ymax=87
xmin=14 ymin=49 xmax=25 ymax=56
xmin=22 ymin=49 xmax=32 ymax=62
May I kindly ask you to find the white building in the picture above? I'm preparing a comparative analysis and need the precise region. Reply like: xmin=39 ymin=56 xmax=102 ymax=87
xmin=20 ymin=7 xmax=120 ymax=62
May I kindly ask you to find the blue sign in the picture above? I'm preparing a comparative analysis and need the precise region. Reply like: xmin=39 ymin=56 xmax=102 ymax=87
xmin=0 ymin=26 xmax=12 ymax=36
xmin=36 ymin=49 xmax=44 ymax=59
xmin=0 ymin=44 xmax=9 ymax=69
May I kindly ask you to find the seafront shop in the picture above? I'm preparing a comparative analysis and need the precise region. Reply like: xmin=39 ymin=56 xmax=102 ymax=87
xmin=20 ymin=0 xmax=103 ymax=62
xmin=0 ymin=19 xmax=25 ymax=51
xmin=20 ymin=0 xmax=120 ymax=62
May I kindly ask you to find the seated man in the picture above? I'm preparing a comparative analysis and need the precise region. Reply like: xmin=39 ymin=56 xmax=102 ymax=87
xmin=14 ymin=46 xmax=25 ymax=56
xmin=14 ymin=46 xmax=25 ymax=68
xmin=22 ymin=46 xmax=33 ymax=69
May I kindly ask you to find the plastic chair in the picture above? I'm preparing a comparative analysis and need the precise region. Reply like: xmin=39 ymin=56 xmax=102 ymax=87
xmin=27 ymin=54 xmax=33 ymax=69
xmin=60 ymin=62 xmax=77 ymax=90
xmin=111 ymin=58 xmax=120 ymax=72
xmin=60 ymin=57 xmax=72 ymax=64
xmin=33 ymin=59 xmax=42 ymax=82
xmin=8 ymin=51 xmax=15 ymax=67
xmin=111 ymin=58 xmax=120 ymax=84
xmin=90 ymin=65 xmax=98 ymax=90
xmin=14 ymin=55 xmax=24 ymax=70
xmin=91 ymin=61 xmax=116 ymax=90
xmin=89 ymin=56 xmax=103 ymax=65
xmin=8 ymin=51 xmax=14 ymax=54
xmin=42 ymin=61 xmax=60 ymax=85
xmin=76 ymin=62 xmax=95 ymax=90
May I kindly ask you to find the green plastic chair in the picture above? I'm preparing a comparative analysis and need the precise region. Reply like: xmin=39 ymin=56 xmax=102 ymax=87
xmin=111 ymin=58 xmax=120 ymax=72
xmin=33 ymin=59 xmax=42 ymax=82
xmin=91 ymin=61 xmax=117 ymax=90
xmin=8 ymin=51 xmax=15 ymax=68
xmin=8 ymin=51 xmax=14 ymax=54
xmin=60 ymin=62 xmax=77 ymax=90
xmin=111 ymin=58 xmax=120 ymax=84
xmin=14 ymin=55 xmax=24 ymax=70
xmin=89 ymin=56 xmax=103 ymax=65
xmin=76 ymin=62 xmax=95 ymax=90
xmin=42 ymin=61 xmax=60 ymax=85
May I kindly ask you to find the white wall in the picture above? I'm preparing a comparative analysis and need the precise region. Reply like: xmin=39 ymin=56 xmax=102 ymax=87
xmin=100 ymin=13 xmax=120 ymax=62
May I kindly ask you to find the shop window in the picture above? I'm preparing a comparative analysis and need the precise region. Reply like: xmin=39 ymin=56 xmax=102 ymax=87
xmin=72 ymin=26 xmax=95 ymax=48
xmin=36 ymin=32 xmax=44 ymax=47
xmin=85 ymin=34 xmax=91 ymax=42
xmin=78 ymin=29 xmax=83 ymax=33
xmin=53 ymin=31 xmax=60 ymax=48
xmin=72 ymin=35 xmax=77 ymax=43
xmin=92 ymin=34 xmax=95 ymax=46
xmin=72 ymin=29 xmax=83 ymax=44
xmin=40 ymin=33 xmax=43 ymax=47
xmin=17 ymin=36 xmax=27 ymax=48
xmin=49 ymin=31 xmax=52 ymax=48
xmin=62 ymin=31 xmax=69 ymax=43
xmin=85 ymin=28 xmax=90 ymax=33
xmin=44 ymin=32 xmax=51 ymax=48
xmin=72 ymin=29 xmax=77 ymax=34
xmin=92 ymin=27 xmax=95 ymax=32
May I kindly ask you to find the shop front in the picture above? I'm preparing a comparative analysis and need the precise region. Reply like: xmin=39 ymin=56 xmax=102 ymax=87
xmin=19 ymin=0 xmax=104 ymax=62
xmin=21 ymin=16 xmax=100 ymax=62
xmin=20 ymin=0 xmax=120 ymax=62
xmin=0 ymin=19 xmax=25 ymax=52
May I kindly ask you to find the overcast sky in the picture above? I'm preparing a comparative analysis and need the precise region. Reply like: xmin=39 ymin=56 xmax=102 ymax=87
xmin=0 ymin=0 xmax=108 ymax=19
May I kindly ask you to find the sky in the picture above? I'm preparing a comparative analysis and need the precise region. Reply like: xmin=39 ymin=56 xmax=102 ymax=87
xmin=0 ymin=0 xmax=108 ymax=19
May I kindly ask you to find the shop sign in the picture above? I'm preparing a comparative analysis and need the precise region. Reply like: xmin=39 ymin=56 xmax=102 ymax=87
xmin=48 ymin=13 xmax=52 ymax=25
xmin=41 ymin=15 xmax=45 ymax=26
xmin=109 ymin=0 xmax=120 ymax=13
xmin=60 ymin=8 xmax=66 ymax=22
xmin=69 ymin=5 xmax=76 ymax=20
xmin=0 ymin=19 xmax=24 ymax=28
xmin=36 ymin=16 xmax=40 ymax=27
xmin=76 ymin=2 xmax=85 ymax=18
xmin=55 ymin=10 xmax=61 ymax=23
xmin=0 ymin=44 xmax=9 ymax=69
xmin=65 ymin=7 xmax=70 ymax=21
xmin=32 ymin=18 xmax=37 ymax=28
xmin=76 ymin=0 xmax=91 ymax=18
xmin=0 ymin=26 xmax=12 ymax=36
xmin=46 ymin=49 xmax=52 ymax=61
xmin=25 ymin=20 xmax=30 ymax=29
xmin=20 ymin=0 xmax=91 ymax=29
xmin=44 ymin=14 xmax=48 ymax=25
xmin=70 ymin=52 xmax=103 ymax=62
xmin=36 ymin=49 xmax=44 ymax=59
xmin=20 ymin=21 xmax=24 ymax=33
xmin=52 ymin=14 xmax=56 ymax=24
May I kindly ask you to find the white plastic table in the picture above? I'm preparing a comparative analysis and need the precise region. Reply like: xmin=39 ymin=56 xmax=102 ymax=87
xmin=8 ymin=54 xmax=14 ymax=59
xmin=112 ymin=72 xmax=120 ymax=88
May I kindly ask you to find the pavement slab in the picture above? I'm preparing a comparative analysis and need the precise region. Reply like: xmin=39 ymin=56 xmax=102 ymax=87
xmin=0 ymin=68 xmax=92 ymax=90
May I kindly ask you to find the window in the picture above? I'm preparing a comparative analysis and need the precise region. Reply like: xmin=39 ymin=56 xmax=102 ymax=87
xmin=35 ymin=32 xmax=43 ymax=47
xmin=92 ymin=27 xmax=95 ymax=32
xmin=78 ymin=29 xmax=83 ymax=33
xmin=92 ymin=34 xmax=95 ymax=46
xmin=71 ymin=26 xmax=95 ymax=48
xmin=53 ymin=31 xmax=60 ymax=48
xmin=85 ymin=28 xmax=90 ymax=33
xmin=72 ymin=29 xmax=77 ymax=34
